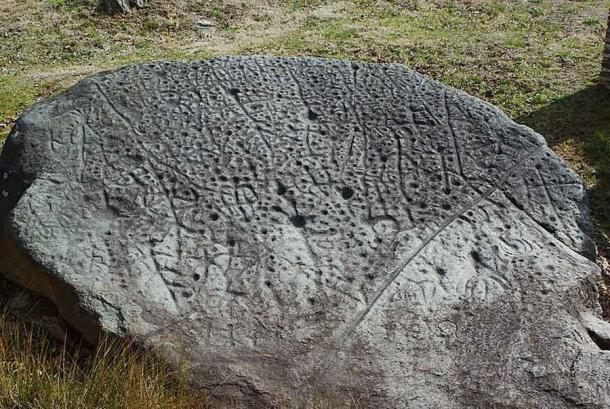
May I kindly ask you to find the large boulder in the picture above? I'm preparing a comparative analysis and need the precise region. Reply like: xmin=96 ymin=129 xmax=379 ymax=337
xmin=1 ymin=56 xmax=609 ymax=407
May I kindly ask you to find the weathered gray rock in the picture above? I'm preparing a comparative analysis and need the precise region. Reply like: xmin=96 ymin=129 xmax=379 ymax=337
xmin=0 ymin=56 xmax=609 ymax=407
xmin=99 ymin=0 xmax=145 ymax=15
xmin=0 ymin=275 xmax=69 ymax=340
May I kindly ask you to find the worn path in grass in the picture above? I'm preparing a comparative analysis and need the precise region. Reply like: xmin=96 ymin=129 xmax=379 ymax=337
xmin=1 ymin=0 xmax=609 ymax=238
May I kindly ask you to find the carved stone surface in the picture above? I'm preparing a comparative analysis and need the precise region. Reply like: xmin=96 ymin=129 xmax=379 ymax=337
xmin=0 ymin=56 xmax=609 ymax=407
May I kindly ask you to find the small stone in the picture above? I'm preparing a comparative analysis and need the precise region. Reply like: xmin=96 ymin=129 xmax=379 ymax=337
xmin=99 ymin=0 xmax=145 ymax=15
xmin=195 ymin=18 xmax=216 ymax=29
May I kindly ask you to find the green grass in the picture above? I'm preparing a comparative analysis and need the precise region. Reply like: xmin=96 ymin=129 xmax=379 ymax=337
xmin=2 ymin=0 xmax=606 ymax=122
xmin=523 ymin=86 xmax=610 ymax=247
xmin=0 ymin=75 xmax=67 ymax=141
xmin=248 ymin=1 xmax=604 ymax=115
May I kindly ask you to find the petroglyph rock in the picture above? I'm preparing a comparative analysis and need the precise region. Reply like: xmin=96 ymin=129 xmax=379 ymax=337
xmin=1 ymin=56 xmax=609 ymax=407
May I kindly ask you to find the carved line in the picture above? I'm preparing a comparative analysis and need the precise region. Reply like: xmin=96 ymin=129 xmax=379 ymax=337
xmin=443 ymin=89 xmax=466 ymax=180
xmin=349 ymin=181 xmax=502 ymax=331
xmin=498 ymin=190 xmax=588 ymax=262
xmin=298 ymin=148 xmax=545 ymax=395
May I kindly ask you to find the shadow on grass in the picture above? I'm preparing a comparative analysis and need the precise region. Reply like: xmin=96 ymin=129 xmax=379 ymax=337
xmin=520 ymin=85 xmax=610 ymax=318
xmin=519 ymin=85 xmax=610 ymax=251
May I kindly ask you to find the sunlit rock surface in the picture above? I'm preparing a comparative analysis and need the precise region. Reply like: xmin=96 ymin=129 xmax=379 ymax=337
xmin=0 ymin=56 xmax=608 ymax=408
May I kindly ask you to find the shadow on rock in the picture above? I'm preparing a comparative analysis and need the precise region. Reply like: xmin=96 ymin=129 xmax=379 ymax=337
xmin=519 ymin=85 xmax=610 ymax=246
xmin=520 ymin=85 xmax=610 ymax=318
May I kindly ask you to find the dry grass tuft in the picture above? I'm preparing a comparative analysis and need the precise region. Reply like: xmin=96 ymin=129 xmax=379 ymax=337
xmin=0 ymin=312 xmax=208 ymax=409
